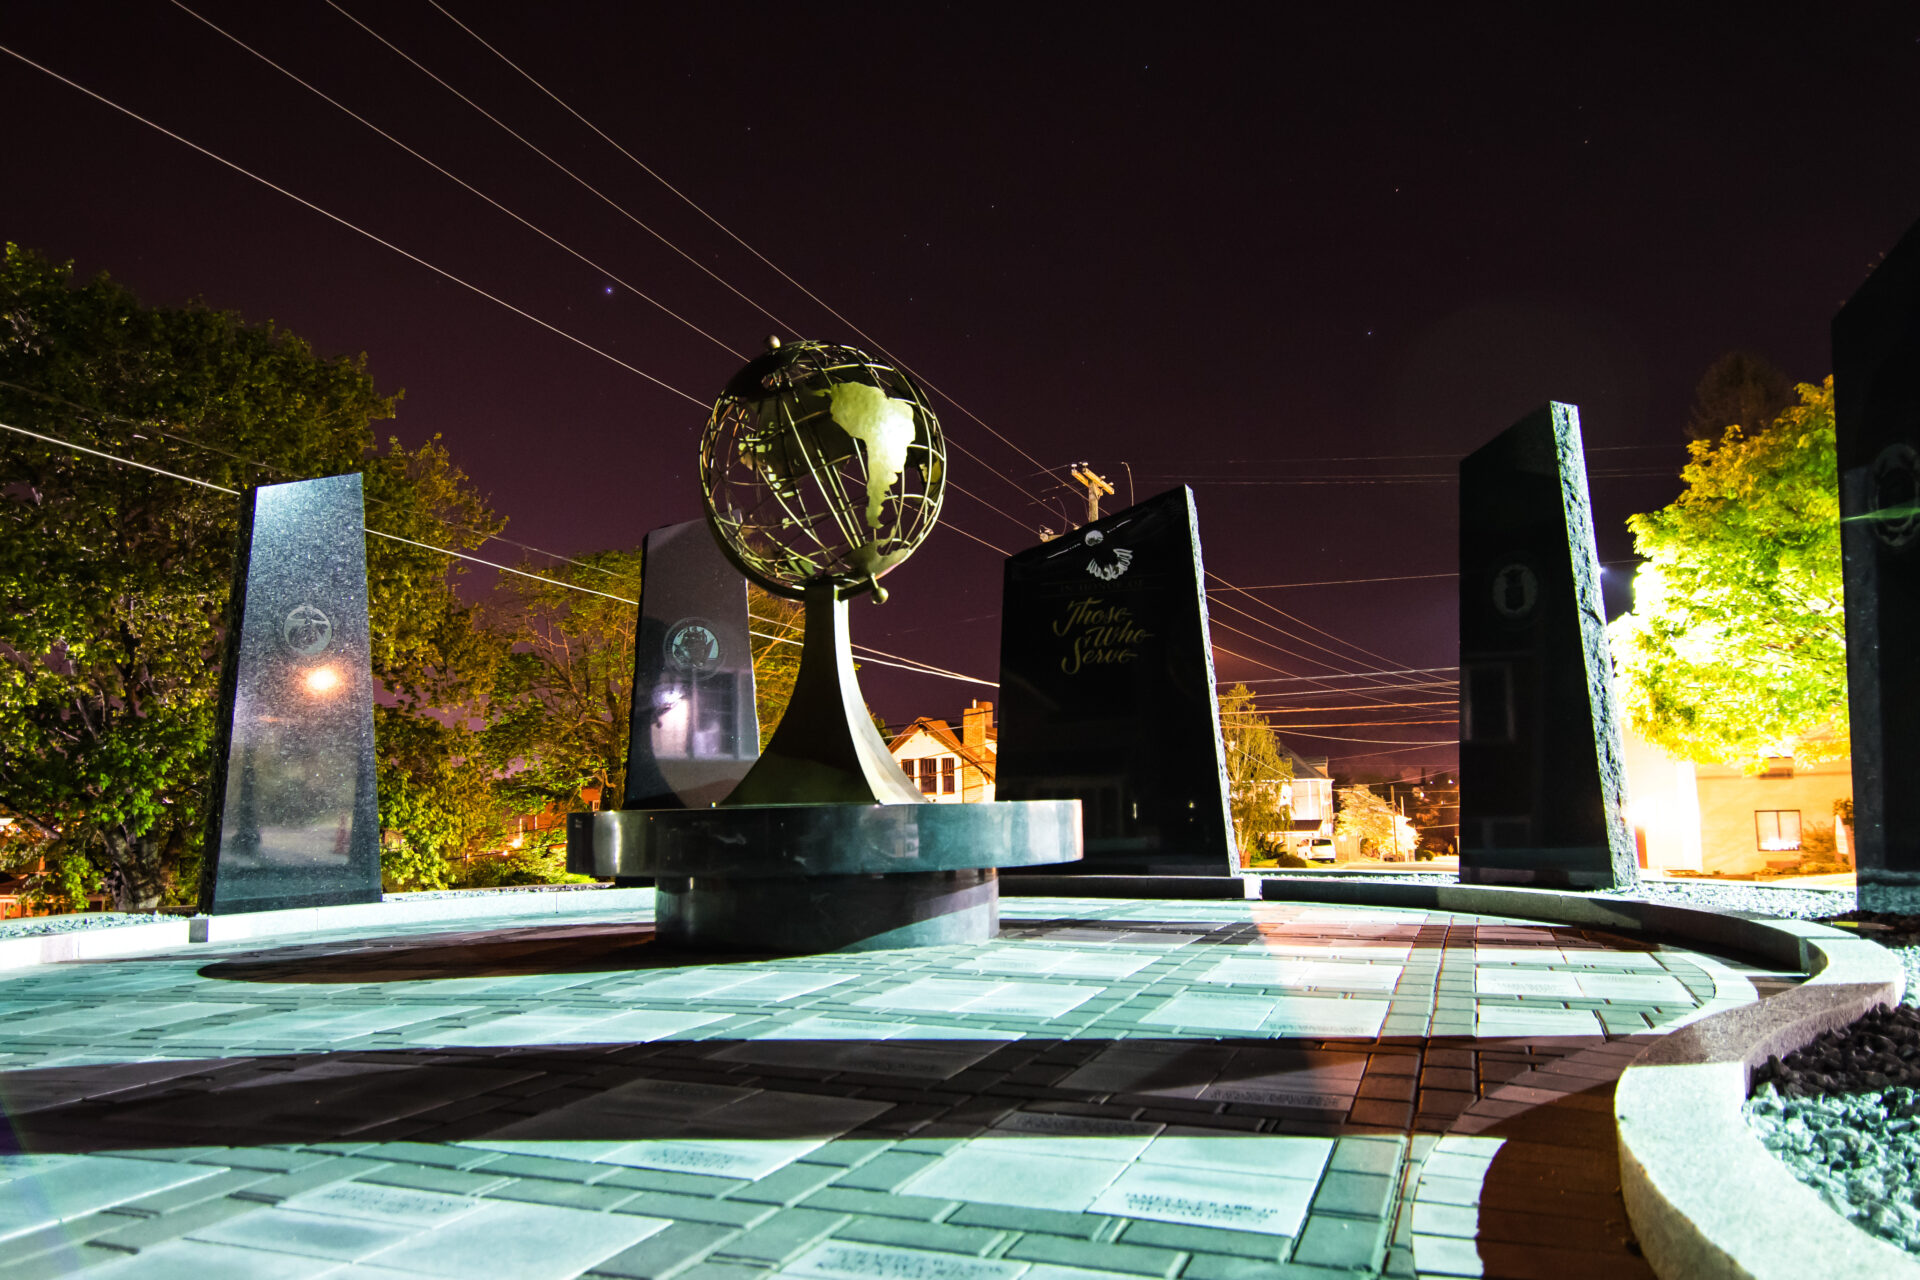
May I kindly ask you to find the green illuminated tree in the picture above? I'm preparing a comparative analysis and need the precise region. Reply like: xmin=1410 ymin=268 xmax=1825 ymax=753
xmin=483 ymin=550 xmax=644 ymax=831
xmin=1218 ymin=682 xmax=1293 ymax=862
xmin=0 ymin=244 xmax=501 ymax=908
xmin=1609 ymin=377 xmax=1845 ymax=767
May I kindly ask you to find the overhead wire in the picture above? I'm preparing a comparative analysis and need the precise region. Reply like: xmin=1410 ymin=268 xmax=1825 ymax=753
xmin=333 ymin=3 xmax=1435 ymax=688
xmin=1 ymin=418 xmax=1001 ymax=687
xmin=0 ymin=41 xmax=707 ymax=409
xmin=0 ymin=40 xmax=1029 ymax=567
xmin=0 ymin=376 xmax=642 ymax=585
xmin=421 ymin=0 xmax=1065 ymax=519
xmin=1226 ymin=572 xmax=1454 ymax=590
xmin=319 ymin=0 xmax=802 ymax=341
xmin=168 ymin=0 xmax=741 ymax=360
xmin=9 ymin=32 xmax=1458 ymax=720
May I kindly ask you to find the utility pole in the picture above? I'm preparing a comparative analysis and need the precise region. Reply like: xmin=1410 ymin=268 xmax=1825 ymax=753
xmin=1069 ymin=464 xmax=1115 ymax=524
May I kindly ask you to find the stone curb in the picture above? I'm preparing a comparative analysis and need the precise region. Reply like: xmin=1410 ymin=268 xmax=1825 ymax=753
xmin=1614 ymin=927 xmax=1915 ymax=1280
xmin=0 ymin=886 xmax=658 ymax=970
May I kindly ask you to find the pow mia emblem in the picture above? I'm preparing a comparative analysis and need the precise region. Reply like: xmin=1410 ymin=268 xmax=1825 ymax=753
xmin=666 ymin=619 xmax=722 ymax=672
xmin=1083 ymin=528 xmax=1134 ymax=582
xmin=281 ymin=603 xmax=333 ymax=656
xmin=1872 ymin=443 xmax=1920 ymax=549
xmin=1491 ymin=563 xmax=1537 ymax=619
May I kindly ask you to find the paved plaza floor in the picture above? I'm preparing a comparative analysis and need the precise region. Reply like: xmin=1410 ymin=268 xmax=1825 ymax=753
xmin=0 ymin=896 xmax=1802 ymax=1280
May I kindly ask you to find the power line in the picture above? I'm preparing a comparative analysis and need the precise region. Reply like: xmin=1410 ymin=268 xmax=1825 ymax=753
xmin=0 ymin=377 xmax=633 ymax=583
xmin=169 ymin=0 xmax=742 ymax=358
xmin=1265 ymin=719 xmax=1457 ymax=728
xmin=1232 ymin=666 xmax=1460 ymax=684
xmin=0 ymin=41 xmax=708 ymax=409
xmin=421 ymin=0 xmax=1062 ymax=516
xmin=1273 ymin=729 xmax=1459 ymax=745
xmin=1208 ymin=569 xmax=1413 ymax=676
xmin=2 ymin=418 xmax=1001 ymax=687
xmin=1219 ymin=572 xmax=1455 ymax=590
xmin=0 ymin=43 xmax=1030 ymax=568
xmin=321 ymin=0 xmax=801 ymax=342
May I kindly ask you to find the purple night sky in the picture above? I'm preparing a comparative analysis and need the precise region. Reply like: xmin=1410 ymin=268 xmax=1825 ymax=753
xmin=5 ymin=2 xmax=1919 ymax=775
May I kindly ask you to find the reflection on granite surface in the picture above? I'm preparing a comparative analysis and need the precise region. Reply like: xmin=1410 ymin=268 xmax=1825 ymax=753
xmin=623 ymin=519 xmax=760 ymax=810
xmin=200 ymin=474 xmax=380 ymax=914
xmin=996 ymin=487 xmax=1235 ymax=875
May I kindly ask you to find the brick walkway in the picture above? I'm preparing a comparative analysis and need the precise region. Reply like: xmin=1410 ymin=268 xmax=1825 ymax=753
xmin=0 ymin=897 xmax=1800 ymax=1279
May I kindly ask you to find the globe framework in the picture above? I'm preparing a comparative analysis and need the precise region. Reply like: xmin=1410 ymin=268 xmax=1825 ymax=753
xmin=699 ymin=340 xmax=946 ymax=602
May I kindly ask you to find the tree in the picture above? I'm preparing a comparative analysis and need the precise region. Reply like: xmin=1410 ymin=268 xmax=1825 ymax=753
xmin=1334 ymin=785 xmax=1414 ymax=860
xmin=1686 ymin=351 xmax=1796 ymax=443
xmin=484 ymin=550 xmax=644 ymax=824
xmin=1218 ymin=682 xmax=1293 ymax=862
xmin=0 ymin=244 xmax=500 ymax=909
xmin=1609 ymin=378 xmax=1844 ymax=767
xmin=748 ymin=587 xmax=805 ymax=750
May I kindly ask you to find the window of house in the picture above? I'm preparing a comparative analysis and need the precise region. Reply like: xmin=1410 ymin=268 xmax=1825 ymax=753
xmin=941 ymin=755 xmax=957 ymax=794
xmin=1756 ymin=810 xmax=1802 ymax=852
xmin=913 ymin=758 xmax=938 ymax=795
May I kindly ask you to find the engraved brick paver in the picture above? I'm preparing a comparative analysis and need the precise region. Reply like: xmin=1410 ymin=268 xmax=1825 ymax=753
xmin=0 ymin=896 xmax=1800 ymax=1279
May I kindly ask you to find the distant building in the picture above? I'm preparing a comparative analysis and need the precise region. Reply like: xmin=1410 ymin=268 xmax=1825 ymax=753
xmin=1622 ymin=729 xmax=1852 ymax=876
xmin=888 ymin=700 xmax=997 ymax=803
xmin=1278 ymin=749 xmax=1334 ymax=856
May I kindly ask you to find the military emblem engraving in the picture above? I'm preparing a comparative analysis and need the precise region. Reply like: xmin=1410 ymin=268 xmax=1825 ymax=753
xmin=1871 ymin=443 xmax=1920 ymax=549
xmin=666 ymin=618 xmax=723 ymax=672
xmin=281 ymin=603 xmax=333 ymax=656
xmin=1083 ymin=529 xmax=1134 ymax=582
xmin=1491 ymin=563 xmax=1538 ymax=619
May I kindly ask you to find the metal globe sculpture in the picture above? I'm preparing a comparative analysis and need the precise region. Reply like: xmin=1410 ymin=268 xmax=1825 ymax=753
xmin=700 ymin=338 xmax=944 ymax=604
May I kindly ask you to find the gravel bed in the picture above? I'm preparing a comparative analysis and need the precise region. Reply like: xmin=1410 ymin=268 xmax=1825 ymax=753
xmin=1596 ymin=877 xmax=1854 ymax=920
xmin=0 ymin=912 xmax=171 ymax=940
xmin=1749 ymin=994 xmax=1920 ymax=1256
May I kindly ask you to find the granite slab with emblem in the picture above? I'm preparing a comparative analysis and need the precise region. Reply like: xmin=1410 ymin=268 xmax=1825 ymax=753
xmin=199 ymin=473 xmax=381 ymax=914
xmin=1836 ymin=212 xmax=1920 ymax=912
xmin=996 ymin=487 xmax=1236 ymax=875
xmin=1457 ymin=403 xmax=1635 ymax=889
xmin=622 ymin=518 xmax=760 ymax=810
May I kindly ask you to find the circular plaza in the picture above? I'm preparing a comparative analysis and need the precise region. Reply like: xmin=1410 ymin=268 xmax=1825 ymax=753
xmin=0 ymin=890 xmax=1810 ymax=1280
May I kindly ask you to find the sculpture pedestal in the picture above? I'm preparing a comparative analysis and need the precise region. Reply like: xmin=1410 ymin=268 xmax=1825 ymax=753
xmin=567 ymin=800 xmax=1081 ymax=952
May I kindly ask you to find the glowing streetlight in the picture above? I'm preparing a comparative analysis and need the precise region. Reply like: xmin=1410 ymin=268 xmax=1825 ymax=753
xmin=304 ymin=666 xmax=341 ymax=695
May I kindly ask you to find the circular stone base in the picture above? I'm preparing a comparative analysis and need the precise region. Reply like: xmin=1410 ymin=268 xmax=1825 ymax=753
xmin=656 ymin=868 xmax=996 ymax=952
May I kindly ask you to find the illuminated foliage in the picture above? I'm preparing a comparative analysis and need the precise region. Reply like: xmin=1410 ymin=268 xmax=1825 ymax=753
xmin=0 ymin=244 xmax=499 ymax=908
xmin=1609 ymin=378 xmax=1845 ymax=767
xmin=1333 ymin=785 xmax=1415 ymax=860
xmin=1218 ymin=682 xmax=1293 ymax=861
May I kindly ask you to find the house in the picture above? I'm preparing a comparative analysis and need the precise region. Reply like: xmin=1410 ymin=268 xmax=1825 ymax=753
xmin=887 ymin=700 xmax=997 ymax=802
xmin=1622 ymin=729 xmax=1853 ymax=876
xmin=1277 ymin=749 xmax=1335 ymax=856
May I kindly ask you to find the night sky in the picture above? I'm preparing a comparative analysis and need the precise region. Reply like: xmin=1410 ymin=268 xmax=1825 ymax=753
xmin=6 ymin=3 xmax=1919 ymax=777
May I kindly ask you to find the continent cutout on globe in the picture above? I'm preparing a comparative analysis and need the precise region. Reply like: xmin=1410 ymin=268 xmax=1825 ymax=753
xmin=827 ymin=382 xmax=916 ymax=531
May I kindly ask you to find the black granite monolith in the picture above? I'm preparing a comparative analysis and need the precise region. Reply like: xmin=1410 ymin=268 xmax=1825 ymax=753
xmin=996 ymin=487 xmax=1235 ymax=875
xmin=199 ymin=474 xmax=381 ymax=913
xmin=1836 ymin=214 xmax=1920 ymax=912
xmin=622 ymin=519 xmax=760 ymax=810
xmin=1458 ymin=403 xmax=1635 ymax=888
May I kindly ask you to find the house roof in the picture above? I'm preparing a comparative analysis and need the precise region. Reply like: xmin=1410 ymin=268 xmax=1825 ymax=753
xmin=887 ymin=717 xmax=997 ymax=778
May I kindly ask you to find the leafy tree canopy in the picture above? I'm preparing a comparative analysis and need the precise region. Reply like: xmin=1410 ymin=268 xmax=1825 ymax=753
xmin=1609 ymin=377 xmax=1844 ymax=767
xmin=0 ymin=244 xmax=499 ymax=908
xmin=1218 ymin=682 xmax=1293 ymax=861
xmin=1333 ymin=785 xmax=1414 ymax=860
